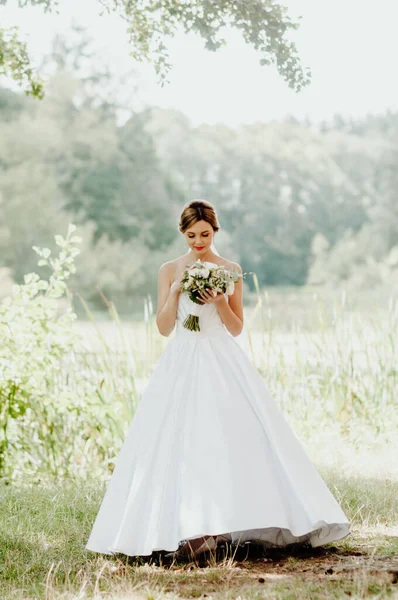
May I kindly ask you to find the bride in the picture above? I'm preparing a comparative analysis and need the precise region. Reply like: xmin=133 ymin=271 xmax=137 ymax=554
xmin=85 ymin=199 xmax=351 ymax=560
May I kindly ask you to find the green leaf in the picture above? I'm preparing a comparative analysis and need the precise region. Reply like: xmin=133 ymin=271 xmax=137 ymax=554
xmin=54 ymin=235 xmax=66 ymax=248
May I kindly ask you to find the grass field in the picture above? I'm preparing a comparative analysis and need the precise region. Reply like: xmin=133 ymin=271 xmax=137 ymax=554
xmin=1 ymin=284 xmax=397 ymax=598
xmin=0 ymin=474 xmax=397 ymax=599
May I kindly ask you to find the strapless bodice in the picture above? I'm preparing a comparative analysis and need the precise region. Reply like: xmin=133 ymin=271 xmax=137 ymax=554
xmin=175 ymin=292 xmax=230 ymax=339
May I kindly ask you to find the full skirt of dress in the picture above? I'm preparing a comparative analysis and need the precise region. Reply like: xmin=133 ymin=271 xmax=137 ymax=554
xmin=85 ymin=297 xmax=350 ymax=556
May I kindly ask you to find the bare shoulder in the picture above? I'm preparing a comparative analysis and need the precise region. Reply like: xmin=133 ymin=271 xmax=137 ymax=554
xmin=168 ymin=254 xmax=187 ymax=266
xmin=158 ymin=261 xmax=175 ymax=284
xmin=230 ymin=261 xmax=242 ymax=274
xmin=159 ymin=260 xmax=174 ymax=272
xmin=218 ymin=256 xmax=242 ymax=274
xmin=158 ymin=260 xmax=173 ymax=274
xmin=158 ymin=255 xmax=189 ymax=280
xmin=166 ymin=254 xmax=196 ymax=271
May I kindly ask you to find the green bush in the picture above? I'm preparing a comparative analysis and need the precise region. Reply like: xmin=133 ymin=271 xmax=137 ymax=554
xmin=0 ymin=224 xmax=129 ymax=483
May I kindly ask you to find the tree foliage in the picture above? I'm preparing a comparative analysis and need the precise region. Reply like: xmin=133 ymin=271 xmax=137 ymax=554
xmin=0 ymin=0 xmax=309 ymax=97
xmin=0 ymin=26 xmax=44 ymax=98
xmin=1 ymin=28 xmax=398 ymax=309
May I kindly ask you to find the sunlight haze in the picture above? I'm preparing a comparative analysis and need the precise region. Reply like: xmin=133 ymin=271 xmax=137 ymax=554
xmin=1 ymin=0 xmax=397 ymax=125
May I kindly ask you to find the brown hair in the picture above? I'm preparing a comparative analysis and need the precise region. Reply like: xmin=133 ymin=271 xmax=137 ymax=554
xmin=178 ymin=199 xmax=220 ymax=234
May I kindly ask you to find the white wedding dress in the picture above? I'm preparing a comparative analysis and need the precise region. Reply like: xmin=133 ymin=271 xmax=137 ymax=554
xmin=85 ymin=291 xmax=351 ymax=557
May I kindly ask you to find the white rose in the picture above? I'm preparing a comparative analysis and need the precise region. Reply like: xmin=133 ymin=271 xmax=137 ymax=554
xmin=226 ymin=281 xmax=235 ymax=295
xmin=201 ymin=268 xmax=210 ymax=278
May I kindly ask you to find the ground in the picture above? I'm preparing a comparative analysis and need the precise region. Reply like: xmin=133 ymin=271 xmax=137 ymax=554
xmin=82 ymin=527 xmax=398 ymax=599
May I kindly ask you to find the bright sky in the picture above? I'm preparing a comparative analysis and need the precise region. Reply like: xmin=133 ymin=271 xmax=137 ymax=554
xmin=1 ymin=0 xmax=398 ymax=126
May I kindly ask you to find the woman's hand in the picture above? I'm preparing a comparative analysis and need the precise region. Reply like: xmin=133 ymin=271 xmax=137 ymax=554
xmin=197 ymin=288 xmax=226 ymax=304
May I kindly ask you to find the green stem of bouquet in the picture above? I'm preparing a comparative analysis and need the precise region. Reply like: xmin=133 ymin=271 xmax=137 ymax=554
xmin=183 ymin=314 xmax=200 ymax=331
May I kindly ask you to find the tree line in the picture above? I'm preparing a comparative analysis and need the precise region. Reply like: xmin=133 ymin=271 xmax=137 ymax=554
xmin=0 ymin=34 xmax=397 ymax=312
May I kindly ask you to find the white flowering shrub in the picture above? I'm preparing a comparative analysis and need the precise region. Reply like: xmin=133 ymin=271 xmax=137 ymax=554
xmin=0 ymin=224 xmax=123 ymax=483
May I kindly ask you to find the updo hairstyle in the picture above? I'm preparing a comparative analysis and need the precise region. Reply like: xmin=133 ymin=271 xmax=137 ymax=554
xmin=178 ymin=199 xmax=220 ymax=234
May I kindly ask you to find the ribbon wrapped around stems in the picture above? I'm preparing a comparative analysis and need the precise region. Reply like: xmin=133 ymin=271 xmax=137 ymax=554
xmin=182 ymin=295 xmax=207 ymax=331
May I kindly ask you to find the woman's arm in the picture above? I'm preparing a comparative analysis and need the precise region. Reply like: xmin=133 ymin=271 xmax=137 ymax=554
xmin=156 ymin=263 xmax=180 ymax=337
xmin=216 ymin=263 xmax=244 ymax=336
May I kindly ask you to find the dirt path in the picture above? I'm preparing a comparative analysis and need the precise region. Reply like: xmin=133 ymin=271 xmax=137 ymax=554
xmin=115 ymin=533 xmax=398 ymax=599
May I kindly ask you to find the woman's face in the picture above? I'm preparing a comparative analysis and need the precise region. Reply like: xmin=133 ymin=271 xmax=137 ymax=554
xmin=184 ymin=220 xmax=215 ymax=254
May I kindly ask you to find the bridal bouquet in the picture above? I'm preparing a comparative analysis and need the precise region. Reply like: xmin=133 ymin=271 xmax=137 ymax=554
xmin=180 ymin=260 xmax=243 ymax=331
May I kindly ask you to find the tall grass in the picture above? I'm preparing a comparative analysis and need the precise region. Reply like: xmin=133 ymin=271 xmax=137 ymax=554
xmin=244 ymin=277 xmax=398 ymax=479
xmin=1 ymin=253 xmax=397 ymax=484
xmin=69 ymin=278 xmax=398 ymax=482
